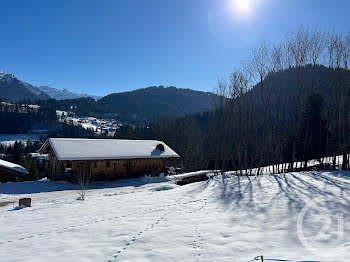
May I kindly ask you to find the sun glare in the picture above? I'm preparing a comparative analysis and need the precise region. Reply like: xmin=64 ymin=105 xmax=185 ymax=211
xmin=232 ymin=0 xmax=252 ymax=15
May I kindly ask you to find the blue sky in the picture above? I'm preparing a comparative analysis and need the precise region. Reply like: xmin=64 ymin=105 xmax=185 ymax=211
xmin=0 ymin=0 xmax=349 ymax=96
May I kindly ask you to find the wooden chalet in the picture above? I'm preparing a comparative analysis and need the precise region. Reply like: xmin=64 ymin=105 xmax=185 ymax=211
xmin=39 ymin=138 xmax=180 ymax=181
xmin=0 ymin=159 xmax=29 ymax=182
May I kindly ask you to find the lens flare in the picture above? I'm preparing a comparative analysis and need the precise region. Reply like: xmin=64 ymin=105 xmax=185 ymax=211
xmin=232 ymin=0 xmax=252 ymax=15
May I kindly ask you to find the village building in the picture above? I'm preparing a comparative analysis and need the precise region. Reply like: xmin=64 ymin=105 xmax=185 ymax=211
xmin=39 ymin=138 xmax=180 ymax=181
xmin=0 ymin=159 xmax=29 ymax=183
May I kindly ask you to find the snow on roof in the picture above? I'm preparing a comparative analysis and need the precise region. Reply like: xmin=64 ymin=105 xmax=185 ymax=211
xmin=0 ymin=159 xmax=29 ymax=175
xmin=45 ymin=138 xmax=180 ymax=161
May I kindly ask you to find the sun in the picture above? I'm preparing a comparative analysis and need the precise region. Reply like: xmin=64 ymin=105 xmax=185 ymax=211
xmin=231 ymin=0 xmax=252 ymax=15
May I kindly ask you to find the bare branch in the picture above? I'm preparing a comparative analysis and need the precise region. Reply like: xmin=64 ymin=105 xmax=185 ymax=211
xmin=309 ymin=27 xmax=326 ymax=66
xmin=334 ymin=34 xmax=344 ymax=69
xmin=287 ymin=26 xmax=311 ymax=67
xmin=326 ymin=30 xmax=338 ymax=69
xmin=249 ymin=41 xmax=271 ymax=82
xmin=271 ymin=43 xmax=287 ymax=72
xmin=342 ymin=32 xmax=350 ymax=69
xmin=74 ymin=171 xmax=90 ymax=201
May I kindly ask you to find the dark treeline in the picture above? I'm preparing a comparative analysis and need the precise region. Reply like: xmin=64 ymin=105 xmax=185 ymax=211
xmin=114 ymin=27 xmax=350 ymax=173
xmin=113 ymin=113 xmax=210 ymax=171
xmin=0 ymin=100 xmax=95 ymax=137
xmin=36 ymin=97 xmax=105 ymax=118
xmin=0 ymin=140 xmax=43 ymax=179
xmin=0 ymin=101 xmax=56 ymax=133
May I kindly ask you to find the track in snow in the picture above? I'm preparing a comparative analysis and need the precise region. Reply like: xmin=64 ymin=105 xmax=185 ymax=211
xmin=0 ymin=199 xmax=206 ymax=247
xmin=108 ymin=198 xmax=207 ymax=262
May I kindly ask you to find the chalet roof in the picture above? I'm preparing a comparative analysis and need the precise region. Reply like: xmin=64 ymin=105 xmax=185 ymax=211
xmin=0 ymin=159 xmax=29 ymax=175
xmin=40 ymin=138 xmax=180 ymax=161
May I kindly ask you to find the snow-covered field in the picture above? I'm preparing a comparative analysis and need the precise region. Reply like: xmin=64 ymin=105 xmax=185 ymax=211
xmin=1 ymin=171 xmax=350 ymax=262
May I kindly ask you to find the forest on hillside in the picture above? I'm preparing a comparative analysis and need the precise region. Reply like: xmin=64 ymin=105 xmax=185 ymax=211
xmin=35 ymin=86 xmax=218 ymax=125
xmin=0 ymin=100 xmax=94 ymax=137
xmin=113 ymin=27 xmax=350 ymax=173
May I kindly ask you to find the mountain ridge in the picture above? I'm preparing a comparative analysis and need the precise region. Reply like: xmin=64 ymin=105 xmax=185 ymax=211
xmin=0 ymin=71 xmax=49 ymax=101
xmin=37 ymin=85 xmax=100 ymax=100
xmin=0 ymin=70 xmax=99 ymax=101
xmin=35 ymin=85 xmax=219 ymax=125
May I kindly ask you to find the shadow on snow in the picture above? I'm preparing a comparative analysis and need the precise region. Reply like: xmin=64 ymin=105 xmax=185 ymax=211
xmin=0 ymin=176 xmax=169 ymax=195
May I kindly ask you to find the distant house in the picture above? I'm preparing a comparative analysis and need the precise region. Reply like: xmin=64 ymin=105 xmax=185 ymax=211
xmin=0 ymin=159 xmax=29 ymax=182
xmin=39 ymin=138 xmax=180 ymax=181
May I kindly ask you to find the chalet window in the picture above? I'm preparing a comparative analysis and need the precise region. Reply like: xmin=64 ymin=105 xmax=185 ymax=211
xmin=94 ymin=162 xmax=97 ymax=168
xmin=107 ymin=162 xmax=110 ymax=168
xmin=112 ymin=164 xmax=116 ymax=172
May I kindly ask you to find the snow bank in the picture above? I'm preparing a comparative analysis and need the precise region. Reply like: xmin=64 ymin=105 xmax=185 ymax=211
xmin=168 ymin=170 xmax=222 ymax=181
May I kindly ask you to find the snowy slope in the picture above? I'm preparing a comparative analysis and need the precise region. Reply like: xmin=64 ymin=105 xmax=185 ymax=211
xmin=0 ymin=171 xmax=349 ymax=262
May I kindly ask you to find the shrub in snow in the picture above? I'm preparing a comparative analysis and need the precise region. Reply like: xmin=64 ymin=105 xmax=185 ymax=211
xmin=72 ymin=171 xmax=90 ymax=201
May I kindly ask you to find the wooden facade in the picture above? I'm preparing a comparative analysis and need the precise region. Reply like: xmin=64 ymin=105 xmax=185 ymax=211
xmin=44 ymin=145 xmax=168 ymax=181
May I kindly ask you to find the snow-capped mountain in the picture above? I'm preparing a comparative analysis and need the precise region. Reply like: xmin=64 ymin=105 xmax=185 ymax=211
xmin=0 ymin=70 xmax=98 ymax=101
xmin=37 ymin=86 xmax=100 ymax=100
xmin=0 ymin=70 xmax=15 ymax=82
xmin=0 ymin=70 xmax=49 ymax=101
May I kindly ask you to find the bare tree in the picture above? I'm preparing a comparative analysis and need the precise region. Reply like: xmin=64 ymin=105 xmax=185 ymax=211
xmin=271 ymin=43 xmax=287 ymax=72
xmin=249 ymin=41 xmax=272 ymax=174
xmin=326 ymin=31 xmax=338 ymax=69
xmin=309 ymin=27 xmax=326 ymax=66
xmin=271 ymin=42 xmax=289 ymax=173
xmin=286 ymin=27 xmax=312 ymax=170
xmin=335 ymin=34 xmax=344 ymax=69
xmin=212 ymin=78 xmax=229 ymax=170
xmin=343 ymin=32 xmax=350 ymax=69
xmin=250 ymin=41 xmax=272 ymax=83
xmin=213 ymin=77 xmax=228 ymax=109
xmin=228 ymin=68 xmax=249 ymax=172
xmin=74 ymin=171 xmax=90 ymax=201
xmin=287 ymin=26 xmax=311 ymax=68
